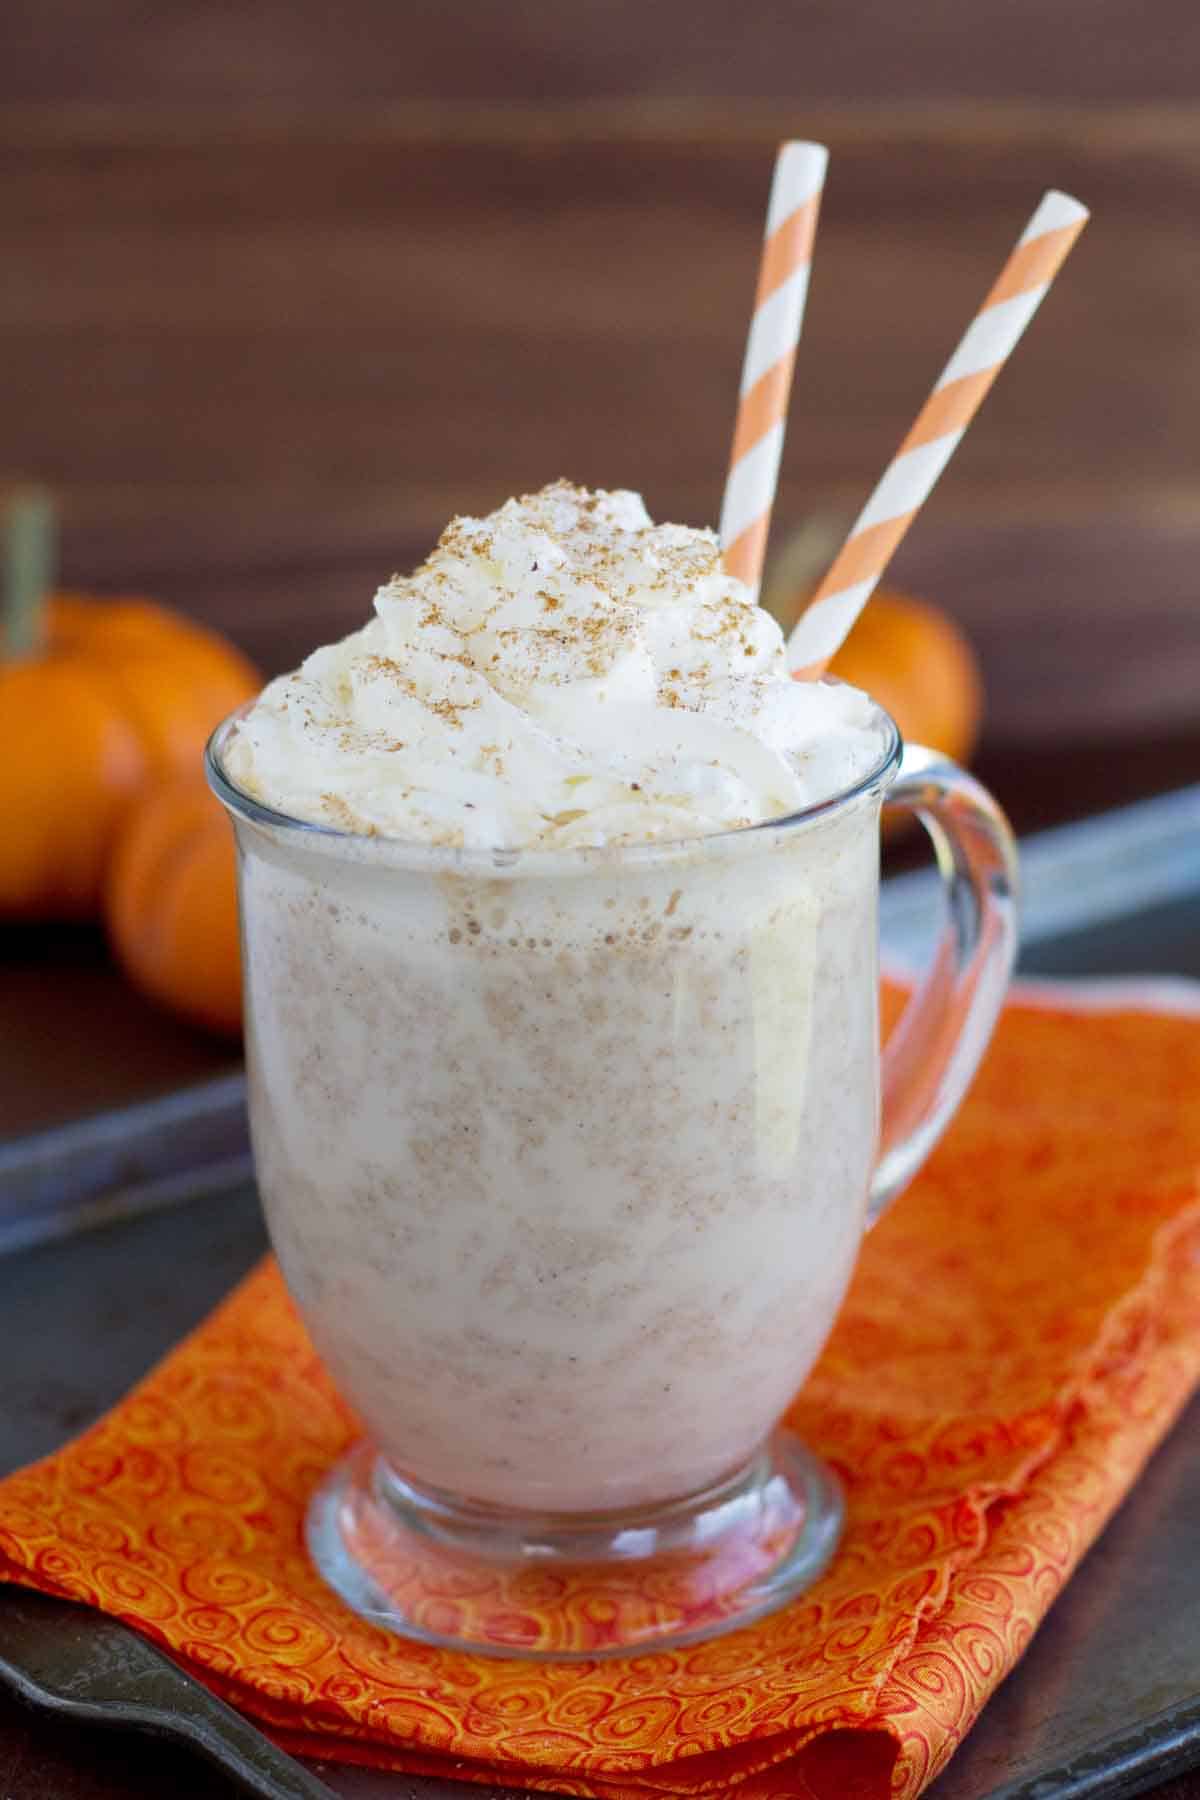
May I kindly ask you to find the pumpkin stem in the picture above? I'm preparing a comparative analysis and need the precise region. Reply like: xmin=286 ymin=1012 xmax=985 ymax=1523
xmin=759 ymin=513 xmax=850 ymax=634
xmin=3 ymin=486 xmax=55 ymax=660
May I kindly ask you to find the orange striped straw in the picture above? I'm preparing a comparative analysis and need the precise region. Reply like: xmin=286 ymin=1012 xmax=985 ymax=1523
xmin=787 ymin=189 xmax=1089 ymax=676
xmin=719 ymin=140 xmax=829 ymax=596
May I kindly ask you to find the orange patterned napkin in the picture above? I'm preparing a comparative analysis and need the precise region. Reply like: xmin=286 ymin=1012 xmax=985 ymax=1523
xmin=2 ymin=980 xmax=1200 ymax=1799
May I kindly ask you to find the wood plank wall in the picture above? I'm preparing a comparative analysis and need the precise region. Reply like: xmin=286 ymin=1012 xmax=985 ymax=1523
xmin=3 ymin=3 xmax=1198 ymax=746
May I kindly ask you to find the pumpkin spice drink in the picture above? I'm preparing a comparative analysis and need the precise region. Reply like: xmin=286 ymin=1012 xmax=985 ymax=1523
xmin=202 ymin=143 xmax=1086 ymax=1655
xmin=224 ymin=480 xmax=888 ymax=1508
xmin=209 ymin=479 xmax=1018 ymax=1657
xmin=205 ymin=104 xmax=1083 ymax=1669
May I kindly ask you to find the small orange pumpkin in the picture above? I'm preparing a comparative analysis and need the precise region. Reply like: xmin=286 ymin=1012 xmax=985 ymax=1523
xmin=0 ymin=491 xmax=259 ymax=917
xmin=764 ymin=518 xmax=984 ymax=765
xmin=104 ymin=777 xmax=243 ymax=1037
xmin=828 ymin=589 xmax=983 ymax=767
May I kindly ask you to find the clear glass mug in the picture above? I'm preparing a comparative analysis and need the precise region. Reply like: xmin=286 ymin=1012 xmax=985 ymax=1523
xmin=207 ymin=696 xmax=1017 ymax=1660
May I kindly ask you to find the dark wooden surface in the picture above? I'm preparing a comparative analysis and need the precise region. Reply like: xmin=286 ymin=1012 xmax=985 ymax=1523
xmin=5 ymin=0 xmax=1200 ymax=105
xmin=3 ymin=1 xmax=1198 ymax=744
xmin=1 ymin=103 xmax=1198 ymax=743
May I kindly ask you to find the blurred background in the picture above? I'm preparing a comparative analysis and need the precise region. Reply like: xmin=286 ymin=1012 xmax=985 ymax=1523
xmin=1 ymin=0 xmax=1199 ymax=1082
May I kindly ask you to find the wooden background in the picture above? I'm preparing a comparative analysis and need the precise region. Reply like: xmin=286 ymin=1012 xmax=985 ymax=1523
xmin=3 ymin=2 xmax=1199 ymax=753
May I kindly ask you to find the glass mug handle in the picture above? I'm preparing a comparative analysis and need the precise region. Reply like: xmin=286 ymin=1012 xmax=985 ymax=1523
xmin=869 ymin=744 xmax=1020 ymax=1226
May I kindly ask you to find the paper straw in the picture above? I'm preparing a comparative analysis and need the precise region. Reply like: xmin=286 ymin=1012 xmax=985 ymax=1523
xmin=787 ymin=189 xmax=1089 ymax=675
xmin=719 ymin=140 xmax=829 ymax=596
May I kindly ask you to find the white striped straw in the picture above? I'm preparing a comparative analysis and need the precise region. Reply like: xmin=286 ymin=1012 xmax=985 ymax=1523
xmin=787 ymin=189 xmax=1089 ymax=675
xmin=719 ymin=141 xmax=829 ymax=597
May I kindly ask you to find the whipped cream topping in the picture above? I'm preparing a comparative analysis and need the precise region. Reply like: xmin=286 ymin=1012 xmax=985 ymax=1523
xmin=226 ymin=483 xmax=888 ymax=848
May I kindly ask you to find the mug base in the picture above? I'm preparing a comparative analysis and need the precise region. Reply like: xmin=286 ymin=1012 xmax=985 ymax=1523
xmin=305 ymin=1430 xmax=844 ymax=1659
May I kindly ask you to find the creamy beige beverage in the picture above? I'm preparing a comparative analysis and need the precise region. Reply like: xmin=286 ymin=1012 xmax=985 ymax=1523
xmin=226 ymin=483 xmax=894 ymax=1513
